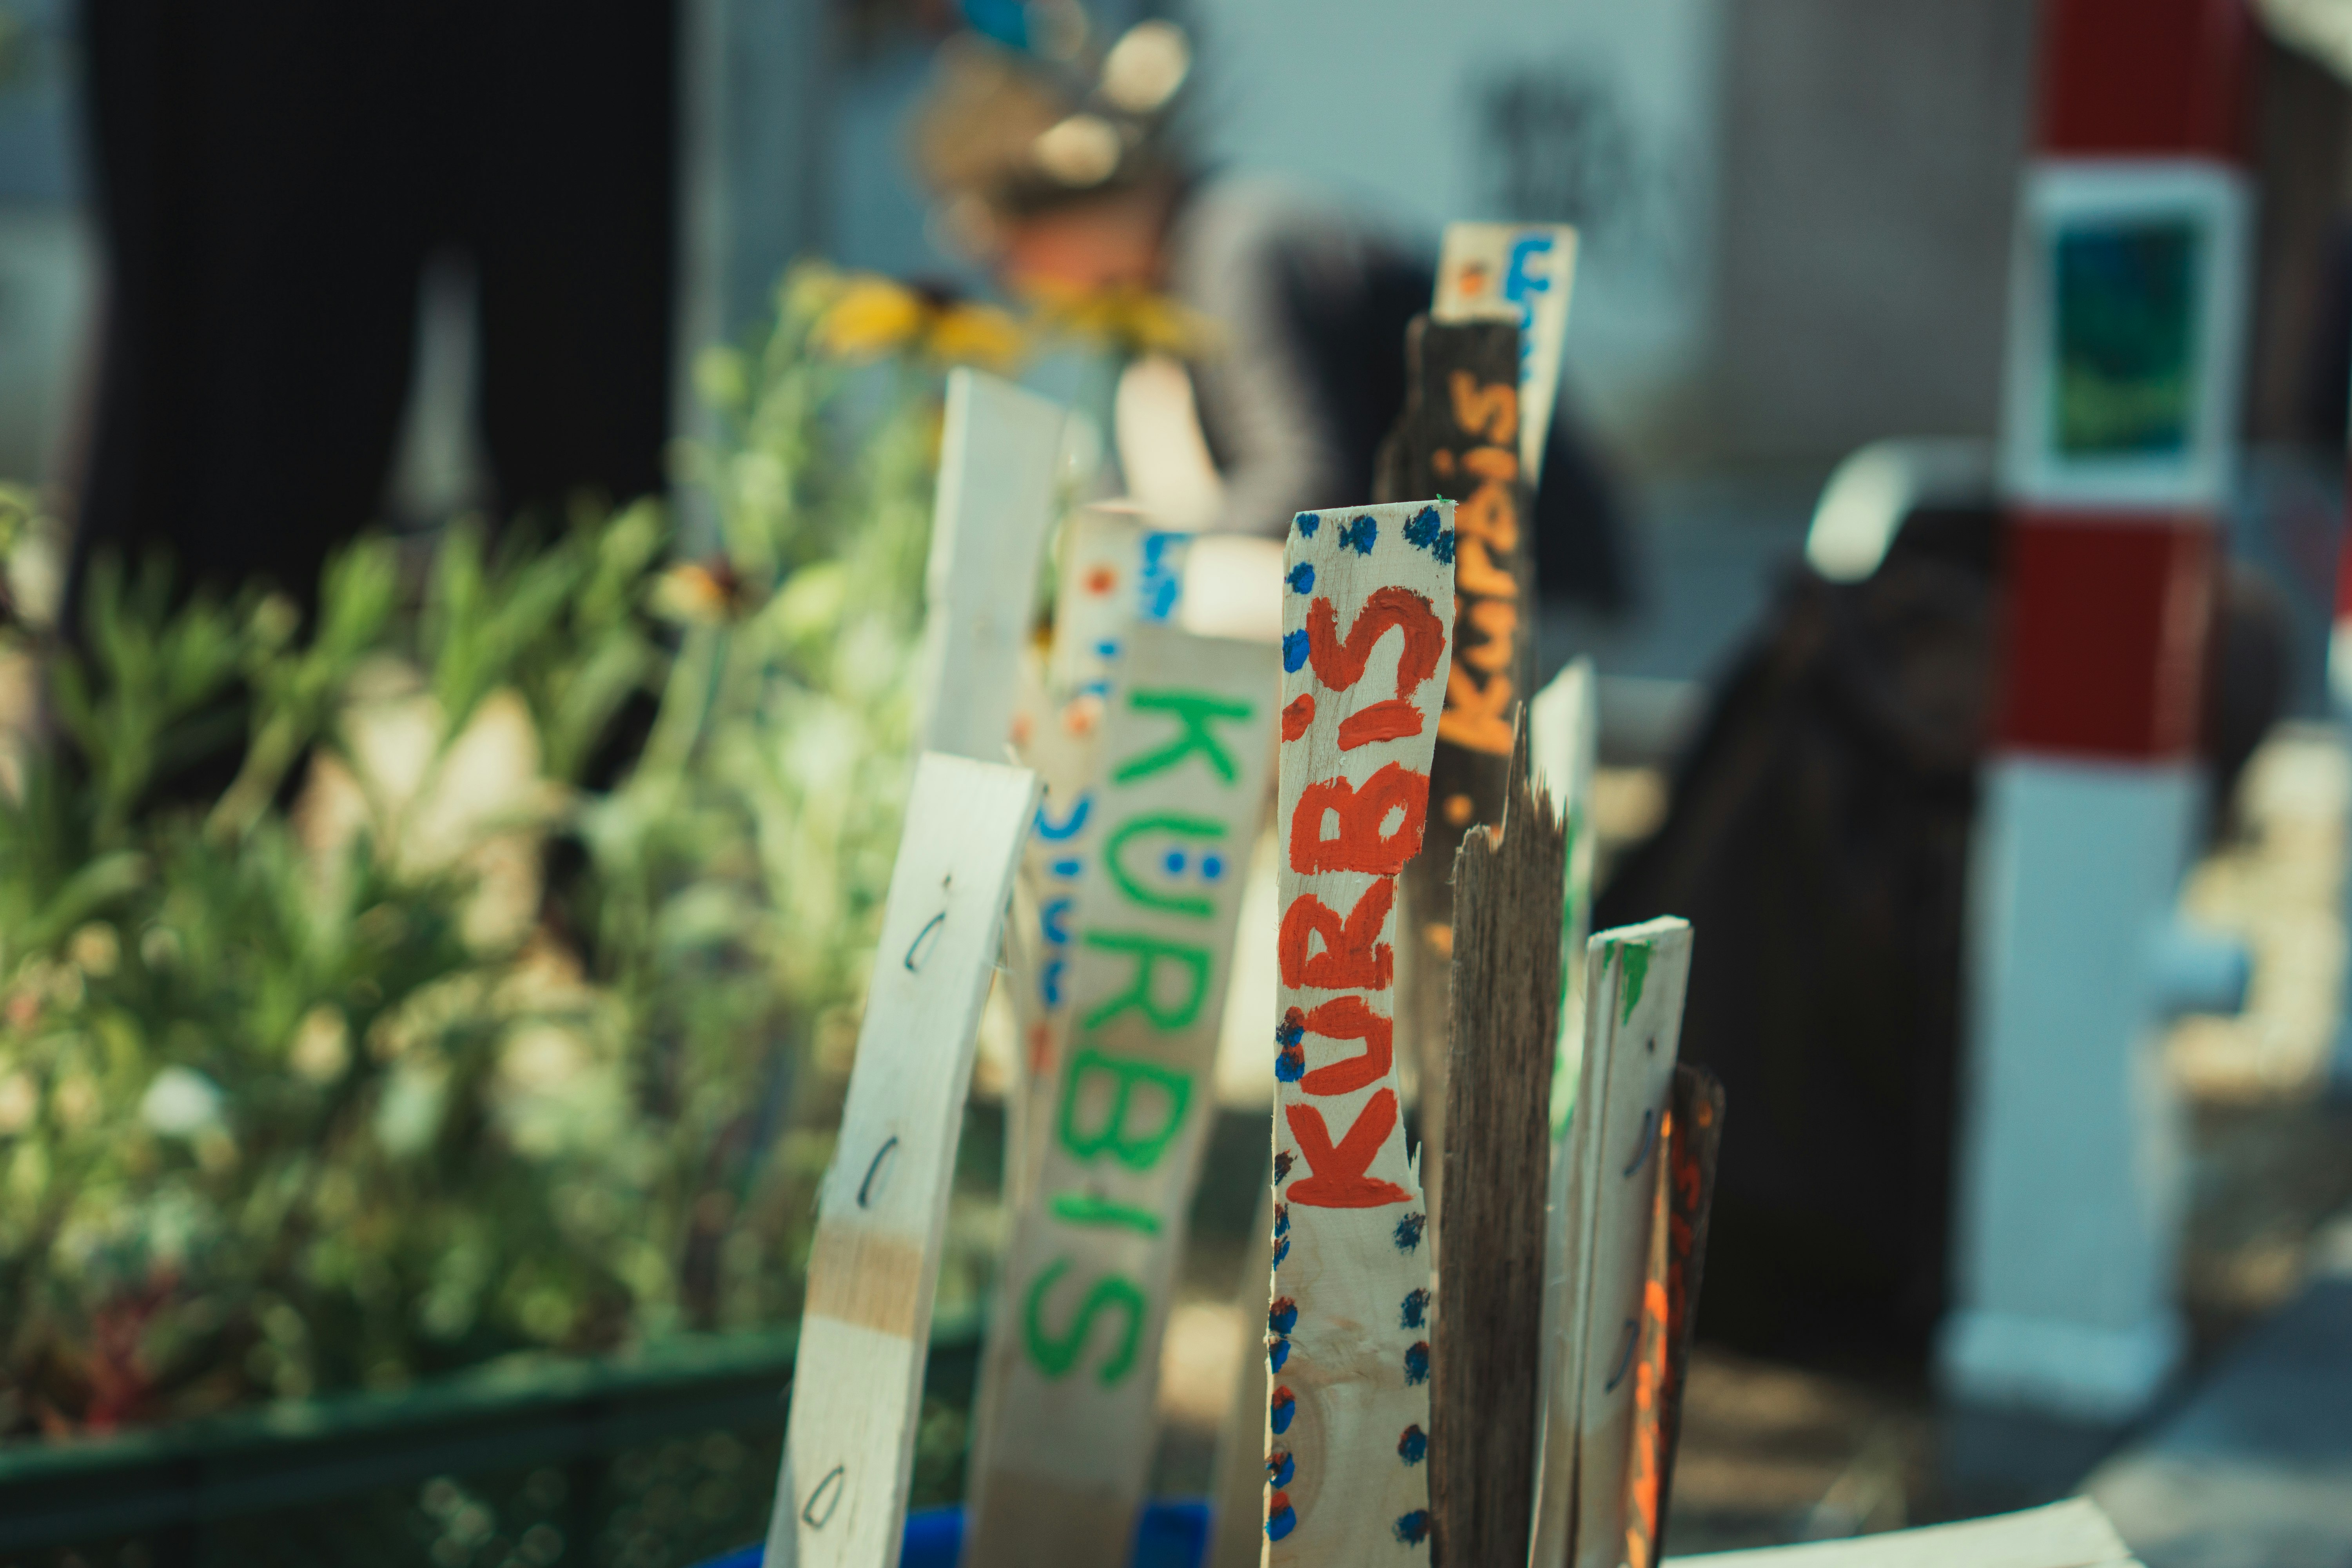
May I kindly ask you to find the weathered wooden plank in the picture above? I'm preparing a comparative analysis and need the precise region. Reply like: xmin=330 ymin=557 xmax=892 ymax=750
xmin=1387 ymin=317 xmax=1534 ymax=1224
xmin=965 ymin=626 xmax=1279 ymax=1568
xmin=914 ymin=368 xmax=1066 ymax=763
xmin=1434 ymin=223 xmax=1580 ymax=481
xmin=1554 ymin=918 xmax=1693 ymax=1568
xmin=1432 ymin=713 xmax=1565 ymax=1568
xmin=762 ymin=753 xmax=1040 ymax=1568
xmin=1265 ymin=499 xmax=1457 ymax=1566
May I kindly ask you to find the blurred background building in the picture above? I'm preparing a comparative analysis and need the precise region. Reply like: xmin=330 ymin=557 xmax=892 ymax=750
xmin=5 ymin=0 xmax=2343 ymax=684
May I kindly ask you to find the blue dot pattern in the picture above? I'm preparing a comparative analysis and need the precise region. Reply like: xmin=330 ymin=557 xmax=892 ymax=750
xmin=1403 ymin=505 xmax=1455 ymax=564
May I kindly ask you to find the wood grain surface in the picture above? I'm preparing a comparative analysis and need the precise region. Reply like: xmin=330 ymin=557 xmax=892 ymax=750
xmin=1433 ymin=713 xmax=1565 ymax=1568
xmin=761 ymin=753 xmax=1039 ymax=1568
xmin=1264 ymin=499 xmax=1457 ymax=1567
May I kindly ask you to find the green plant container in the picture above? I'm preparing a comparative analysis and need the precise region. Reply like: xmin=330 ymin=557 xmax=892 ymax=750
xmin=0 ymin=1323 xmax=981 ymax=1568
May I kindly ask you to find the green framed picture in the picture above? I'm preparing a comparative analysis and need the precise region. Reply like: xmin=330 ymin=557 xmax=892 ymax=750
xmin=2051 ymin=220 xmax=2201 ymax=459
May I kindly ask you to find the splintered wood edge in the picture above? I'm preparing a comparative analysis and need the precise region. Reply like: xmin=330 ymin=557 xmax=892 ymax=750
xmin=1433 ymin=710 xmax=1566 ymax=1565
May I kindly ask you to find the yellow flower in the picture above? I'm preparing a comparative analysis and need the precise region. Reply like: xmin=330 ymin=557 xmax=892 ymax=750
xmin=1024 ymin=280 xmax=1218 ymax=359
xmin=808 ymin=272 xmax=1029 ymax=370
xmin=927 ymin=301 xmax=1026 ymax=372
xmin=812 ymin=277 xmax=928 ymax=361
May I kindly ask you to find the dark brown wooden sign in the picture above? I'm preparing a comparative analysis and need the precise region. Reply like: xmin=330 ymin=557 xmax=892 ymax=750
xmin=1379 ymin=314 xmax=1535 ymax=1216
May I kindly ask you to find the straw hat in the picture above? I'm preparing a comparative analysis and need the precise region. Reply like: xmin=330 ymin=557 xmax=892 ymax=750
xmin=911 ymin=18 xmax=1194 ymax=243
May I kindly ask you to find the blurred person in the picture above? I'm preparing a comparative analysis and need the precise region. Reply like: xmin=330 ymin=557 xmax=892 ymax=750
xmin=910 ymin=22 xmax=1633 ymax=612
xmin=67 ymin=1 xmax=676 ymax=618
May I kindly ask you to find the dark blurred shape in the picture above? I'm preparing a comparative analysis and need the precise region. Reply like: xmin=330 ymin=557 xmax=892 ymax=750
xmin=71 ymin=0 xmax=677 ymax=613
xmin=1596 ymin=505 xmax=2288 ymax=1369
xmin=2304 ymin=222 xmax=2352 ymax=450
xmin=1597 ymin=508 xmax=1995 ymax=1370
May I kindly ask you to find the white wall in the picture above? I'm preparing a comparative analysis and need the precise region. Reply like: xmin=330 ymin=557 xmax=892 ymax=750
xmin=1181 ymin=0 xmax=1726 ymax=449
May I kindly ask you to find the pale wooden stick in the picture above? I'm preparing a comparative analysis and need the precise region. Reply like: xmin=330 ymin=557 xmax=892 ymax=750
xmin=915 ymin=368 xmax=1065 ymax=763
xmin=965 ymin=626 xmax=1279 ymax=1567
xmin=762 ymin=753 xmax=1040 ymax=1568
xmin=1266 ymin=499 xmax=1457 ymax=1565
xmin=1555 ymin=918 xmax=1692 ymax=1568
xmin=1434 ymin=223 xmax=1580 ymax=481
xmin=1433 ymin=713 xmax=1564 ymax=1566
xmin=1530 ymin=657 xmax=1601 ymax=1137
xmin=1528 ymin=657 xmax=1600 ymax=1564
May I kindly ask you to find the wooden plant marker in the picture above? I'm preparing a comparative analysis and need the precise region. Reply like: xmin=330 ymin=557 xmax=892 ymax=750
xmin=1432 ymin=713 xmax=1564 ymax=1566
xmin=1528 ymin=657 xmax=1601 ymax=1550
xmin=1265 ymin=499 xmax=1457 ymax=1564
xmin=1046 ymin=503 xmax=1189 ymax=700
xmin=1004 ymin=507 xmax=1190 ymax=1207
xmin=965 ymin=624 xmax=1278 ymax=1567
xmin=1530 ymin=657 xmax=1601 ymax=1138
xmin=762 ymin=753 xmax=1040 ymax=1568
xmin=1433 ymin=223 xmax=1579 ymax=482
xmin=1532 ymin=916 xmax=1692 ymax=1568
xmin=1385 ymin=317 xmax=1532 ymax=1220
xmin=1627 ymin=1061 xmax=1724 ymax=1567
xmin=915 ymin=368 xmax=1066 ymax=763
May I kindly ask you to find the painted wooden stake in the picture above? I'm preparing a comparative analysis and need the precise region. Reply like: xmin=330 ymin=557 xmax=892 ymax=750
xmin=1003 ymin=654 xmax=1102 ymax=1215
xmin=1530 ymin=657 xmax=1601 ymax=1137
xmin=915 ymin=368 xmax=1066 ymax=763
xmin=763 ymin=752 xmax=1040 ymax=1568
xmin=1637 ymin=1062 xmax=1731 ymax=1561
xmin=1434 ymin=223 xmax=1579 ymax=482
xmin=965 ymin=625 xmax=1279 ymax=1568
xmin=1432 ymin=713 xmax=1564 ymax=1567
xmin=1265 ymin=499 xmax=1457 ymax=1564
xmin=1005 ymin=506 xmax=1191 ymax=1208
xmin=1385 ymin=317 xmax=1533 ymax=1223
xmin=1528 ymin=657 xmax=1601 ymax=1557
xmin=1538 ymin=916 xmax=1691 ymax=1568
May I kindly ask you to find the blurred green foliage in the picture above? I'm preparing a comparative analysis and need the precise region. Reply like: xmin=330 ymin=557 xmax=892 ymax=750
xmin=0 ymin=263 xmax=998 ymax=1439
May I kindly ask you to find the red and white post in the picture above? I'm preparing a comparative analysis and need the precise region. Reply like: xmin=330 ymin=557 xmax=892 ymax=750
xmin=1941 ymin=0 xmax=2257 ymax=1423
